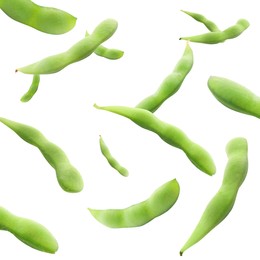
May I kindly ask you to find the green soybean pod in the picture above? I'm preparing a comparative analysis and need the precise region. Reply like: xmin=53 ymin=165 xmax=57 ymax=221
xmin=180 ymin=19 xmax=249 ymax=44
xmin=16 ymin=19 xmax=119 ymax=74
xmin=0 ymin=206 xmax=58 ymax=253
xmin=136 ymin=42 xmax=193 ymax=112
xmin=0 ymin=117 xmax=84 ymax=193
xmin=99 ymin=135 xmax=129 ymax=177
xmin=208 ymin=76 xmax=260 ymax=118
xmin=88 ymin=178 xmax=180 ymax=228
xmin=181 ymin=10 xmax=220 ymax=32
xmin=94 ymin=104 xmax=216 ymax=175
xmin=180 ymin=137 xmax=248 ymax=255
xmin=20 ymin=74 xmax=40 ymax=102
xmin=0 ymin=0 xmax=76 ymax=34
xmin=85 ymin=30 xmax=124 ymax=60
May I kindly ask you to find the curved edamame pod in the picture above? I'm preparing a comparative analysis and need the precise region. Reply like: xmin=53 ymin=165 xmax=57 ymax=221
xmin=16 ymin=19 xmax=119 ymax=74
xmin=136 ymin=42 xmax=193 ymax=112
xmin=180 ymin=137 xmax=248 ymax=255
xmin=0 ymin=0 xmax=76 ymax=34
xmin=88 ymin=178 xmax=180 ymax=228
xmin=99 ymin=135 xmax=129 ymax=177
xmin=94 ymin=104 xmax=216 ymax=175
xmin=20 ymin=74 xmax=40 ymax=102
xmin=180 ymin=19 xmax=249 ymax=44
xmin=208 ymin=76 xmax=260 ymax=118
xmin=85 ymin=30 xmax=124 ymax=60
xmin=181 ymin=10 xmax=220 ymax=32
xmin=0 ymin=117 xmax=84 ymax=193
xmin=0 ymin=207 xmax=58 ymax=253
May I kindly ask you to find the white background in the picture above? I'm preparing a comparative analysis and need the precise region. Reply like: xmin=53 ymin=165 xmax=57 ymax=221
xmin=0 ymin=0 xmax=259 ymax=259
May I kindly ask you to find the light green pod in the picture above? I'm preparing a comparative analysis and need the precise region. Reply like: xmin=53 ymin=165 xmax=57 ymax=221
xmin=88 ymin=178 xmax=180 ymax=228
xmin=0 ymin=117 xmax=84 ymax=193
xmin=20 ymin=74 xmax=40 ymax=102
xmin=99 ymin=135 xmax=129 ymax=177
xmin=17 ymin=19 xmax=118 ymax=74
xmin=136 ymin=42 xmax=193 ymax=112
xmin=85 ymin=30 xmax=124 ymax=60
xmin=208 ymin=76 xmax=260 ymax=118
xmin=0 ymin=206 xmax=58 ymax=253
xmin=180 ymin=19 xmax=249 ymax=44
xmin=94 ymin=104 xmax=216 ymax=175
xmin=180 ymin=137 xmax=248 ymax=255
xmin=0 ymin=0 xmax=76 ymax=34
xmin=181 ymin=10 xmax=220 ymax=32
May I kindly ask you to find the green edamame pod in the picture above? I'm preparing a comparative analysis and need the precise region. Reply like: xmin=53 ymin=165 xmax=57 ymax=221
xmin=136 ymin=42 xmax=193 ymax=112
xmin=17 ymin=19 xmax=119 ymax=74
xmin=85 ymin=30 xmax=124 ymax=60
xmin=0 ymin=117 xmax=84 ymax=193
xmin=208 ymin=76 xmax=260 ymax=118
xmin=181 ymin=10 xmax=220 ymax=32
xmin=20 ymin=74 xmax=40 ymax=102
xmin=180 ymin=137 xmax=248 ymax=255
xmin=99 ymin=135 xmax=129 ymax=177
xmin=94 ymin=104 xmax=216 ymax=175
xmin=0 ymin=0 xmax=76 ymax=34
xmin=180 ymin=18 xmax=249 ymax=44
xmin=0 ymin=207 xmax=58 ymax=253
xmin=88 ymin=178 xmax=180 ymax=228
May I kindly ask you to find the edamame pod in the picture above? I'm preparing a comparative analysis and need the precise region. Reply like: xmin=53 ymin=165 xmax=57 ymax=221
xmin=0 ymin=207 xmax=58 ymax=253
xmin=0 ymin=0 xmax=76 ymax=34
xmin=17 ymin=19 xmax=119 ymax=74
xmin=20 ymin=74 xmax=40 ymax=102
xmin=208 ymin=76 xmax=260 ymax=118
xmin=180 ymin=137 xmax=248 ymax=255
xmin=99 ymin=135 xmax=129 ymax=177
xmin=88 ymin=178 xmax=180 ymax=228
xmin=94 ymin=104 xmax=216 ymax=175
xmin=0 ymin=117 xmax=84 ymax=192
xmin=180 ymin=19 xmax=249 ymax=44
xmin=136 ymin=42 xmax=193 ymax=112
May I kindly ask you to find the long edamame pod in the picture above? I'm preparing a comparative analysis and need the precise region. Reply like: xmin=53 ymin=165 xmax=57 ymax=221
xmin=0 ymin=207 xmax=58 ymax=253
xmin=94 ymin=104 xmax=216 ymax=175
xmin=88 ymin=178 xmax=180 ymax=228
xmin=0 ymin=117 xmax=84 ymax=192
xmin=180 ymin=137 xmax=248 ymax=255
xmin=0 ymin=0 xmax=76 ymax=34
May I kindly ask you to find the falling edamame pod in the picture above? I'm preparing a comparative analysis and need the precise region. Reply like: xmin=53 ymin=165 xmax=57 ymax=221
xmin=0 ymin=0 xmax=76 ymax=34
xmin=99 ymin=135 xmax=129 ymax=177
xmin=136 ymin=42 xmax=193 ymax=112
xmin=180 ymin=137 xmax=248 ymax=255
xmin=94 ymin=104 xmax=216 ymax=175
xmin=0 ymin=117 xmax=84 ymax=192
xmin=208 ymin=76 xmax=260 ymax=118
xmin=16 ymin=19 xmax=119 ymax=74
xmin=88 ymin=178 xmax=180 ymax=228
xmin=0 ymin=207 xmax=58 ymax=253
xmin=180 ymin=16 xmax=249 ymax=44
xmin=20 ymin=74 xmax=40 ymax=102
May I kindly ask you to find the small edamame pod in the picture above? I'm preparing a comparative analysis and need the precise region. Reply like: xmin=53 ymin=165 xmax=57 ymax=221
xmin=181 ymin=10 xmax=220 ymax=32
xmin=136 ymin=42 xmax=193 ymax=112
xmin=0 ymin=117 xmax=84 ymax=192
xmin=88 ymin=178 xmax=180 ymax=228
xmin=94 ymin=104 xmax=216 ymax=175
xmin=20 ymin=74 xmax=40 ymax=102
xmin=0 ymin=0 xmax=76 ymax=34
xmin=99 ymin=135 xmax=129 ymax=177
xmin=0 ymin=206 xmax=58 ymax=253
xmin=16 ymin=19 xmax=119 ymax=74
xmin=85 ymin=30 xmax=124 ymax=60
xmin=208 ymin=76 xmax=260 ymax=118
xmin=180 ymin=137 xmax=248 ymax=255
xmin=180 ymin=19 xmax=249 ymax=44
